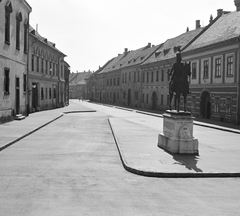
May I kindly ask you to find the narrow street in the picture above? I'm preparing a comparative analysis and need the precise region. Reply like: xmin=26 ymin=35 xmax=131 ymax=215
xmin=0 ymin=101 xmax=239 ymax=216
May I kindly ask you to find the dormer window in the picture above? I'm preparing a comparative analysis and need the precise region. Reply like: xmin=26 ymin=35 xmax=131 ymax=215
xmin=155 ymin=50 xmax=161 ymax=58
xmin=173 ymin=46 xmax=181 ymax=53
xmin=163 ymin=49 xmax=170 ymax=56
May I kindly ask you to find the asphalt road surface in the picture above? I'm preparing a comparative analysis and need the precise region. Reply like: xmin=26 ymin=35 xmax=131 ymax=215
xmin=0 ymin=101 xmax=239 ymax=216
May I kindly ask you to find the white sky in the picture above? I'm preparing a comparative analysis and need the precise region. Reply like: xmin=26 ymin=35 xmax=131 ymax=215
xmin=26 ymin=0 xmax=236 ymax=73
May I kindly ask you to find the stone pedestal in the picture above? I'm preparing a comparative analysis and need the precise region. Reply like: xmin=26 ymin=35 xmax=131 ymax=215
xmin=158 ymin=110 xmax=199 ymax=155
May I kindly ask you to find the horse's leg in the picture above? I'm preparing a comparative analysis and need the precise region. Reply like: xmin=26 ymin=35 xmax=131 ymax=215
xmin=169 ymin=92 xmax=172 ymax=110
xmin=184 ymin=94 xmax=187 ymax=112
xmin=174 ymin=94 xmax=177 ymax=111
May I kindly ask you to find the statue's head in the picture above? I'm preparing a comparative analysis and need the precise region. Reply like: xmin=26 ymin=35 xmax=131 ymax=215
xmin=176 ymin=51 xmax=182 ymax=63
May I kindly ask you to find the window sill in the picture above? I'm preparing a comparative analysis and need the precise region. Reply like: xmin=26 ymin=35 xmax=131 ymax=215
xmin=226 ymin=75 xmax=233 ymax=78
xmin=5 ymin=41 xmax=10 ymax=45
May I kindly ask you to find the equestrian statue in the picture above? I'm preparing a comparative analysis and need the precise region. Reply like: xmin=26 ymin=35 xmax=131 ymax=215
xmin=168 ymin=51 xmax=191 ymax=112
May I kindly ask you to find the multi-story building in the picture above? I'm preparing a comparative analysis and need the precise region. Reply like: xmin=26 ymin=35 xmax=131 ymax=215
xmin=141 ymin=23 xmax=203 ymax=111
xmin=0 ymin=0 xmax=32 ymax=124
xmin=28 ymin=26 xmax=66 ymax=112
xmin=69 ymin=71 xmax=92 ymax=99
xmin=183 ymin=5 xmax=240 ymax=124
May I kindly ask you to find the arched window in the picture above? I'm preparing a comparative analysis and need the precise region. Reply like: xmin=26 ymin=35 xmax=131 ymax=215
xmin=16 ymin=12 xmax=22 ymax=50
xmin=5 ymin=1 xmax=13 ymax=44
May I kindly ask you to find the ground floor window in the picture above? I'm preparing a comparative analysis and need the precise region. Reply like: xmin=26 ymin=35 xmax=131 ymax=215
xmin=41 ymin=87 xmax=44 ymax=100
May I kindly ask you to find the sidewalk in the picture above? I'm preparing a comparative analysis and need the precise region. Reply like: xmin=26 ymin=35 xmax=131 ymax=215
xmin=1 ymin=101 xmax=240 ymax=178
xmin=0 ymin=101 xmax=95 ymax=151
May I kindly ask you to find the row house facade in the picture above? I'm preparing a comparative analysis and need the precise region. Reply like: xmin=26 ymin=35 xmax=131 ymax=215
xmin=87 ymin=1 xmax=240 ymax=125
xmin=183 ymin=7 xmax=240 ymax=124
xmin=0 ymin=0 xmax=31 ymax=123
xmin=28 ymin=26 xmax=66 ymax=112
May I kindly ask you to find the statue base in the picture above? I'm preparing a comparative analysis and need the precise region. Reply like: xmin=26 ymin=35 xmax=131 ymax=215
xmin=158 ymin=110 xmax=199 ymax=155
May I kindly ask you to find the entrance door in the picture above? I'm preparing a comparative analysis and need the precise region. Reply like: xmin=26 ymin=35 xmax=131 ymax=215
xmin=151 ymin=92 xmax=158 ymax=110
xmin=15 ymin=77 xmax=20 ymax=114
xmin=200 ymin=91 xmax=211 ymax=119
xmin=32 ymin=82 xmax=38 ymax=111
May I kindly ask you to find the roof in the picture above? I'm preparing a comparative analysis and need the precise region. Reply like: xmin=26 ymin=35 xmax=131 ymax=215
xmin=29 ymin=25 xmax=66 ymax=56
xmin=142 ymin=28 xmax=203 ymax=65
xmin=184 ymin=11 xmax=240 ymax=52
xmin=99 ymin=43 xmax=161 ymax=74
xmin=69 ymin=72 xmax=92 ymax=86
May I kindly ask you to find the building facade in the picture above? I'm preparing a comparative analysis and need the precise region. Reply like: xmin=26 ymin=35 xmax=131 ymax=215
xmin=87 ymin=1 xmax=240 ymax=125
xmin=28 ymin=26 xmax=66 ymax=112
xmin=0 ymin=0 xmax=32 ymax=124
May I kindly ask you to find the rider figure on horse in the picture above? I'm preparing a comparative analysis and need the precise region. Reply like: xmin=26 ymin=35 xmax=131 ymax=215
xmin=169 ymin=51 xmax=190 ymax=94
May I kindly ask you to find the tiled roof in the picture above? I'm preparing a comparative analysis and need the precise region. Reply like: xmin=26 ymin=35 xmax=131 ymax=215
xmin=142 ymin=28 xmax=203 ymax=65
xmin=29 ymin=25 xmax=66 ymax=56
xmin=184 ymin=11 xmax=240 ymax=52
xmin=69 ymin=72 xmax=92 ymax=86
xmin=99 ymin=44 xmax=161 ymax=74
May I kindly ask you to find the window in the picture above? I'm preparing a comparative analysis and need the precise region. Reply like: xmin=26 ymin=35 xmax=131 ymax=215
xmin=16 ymin=12 xmax=22 ymax=50
xmin=122 ymin=74 xmax=124 ymax=83
xmin=4 ymin=68 xmax=10 ymax=95
xmin=142 ymin=73 xmax=145 ymax=83
xmin=37 ymin=57 xmax=39 ymax=72
xmin=110 ymin=78 xmax=112 ymax=86
xmin=45 ymin=88 xmax=47 ymax=99
xmin=215 ymin=58 xmax=221 ymax=77
xmin=134 ymin=71 xmax=136 ymax=82
xmin=192 ymin=62 xmax=197 ymax=79
xmin=31 ymin=55 xmax=34 ymax=71
xmin=142 ymin=94 xmax=145 ymax=103
xmin=226 ymin=97 xmax=232 ymax=114
xmin=167 ymin=69 xmax=170 ymax=81
xmin=151 ymin=71 xmax=154 ymax=82
xmin=138 ymin=71 xmax=140 ymax=82
xmin=53 ymin=86 xmax=56 ymax=98
xmin=146 ymin=94 xmax=149 ymax=103
xmin=113 ymin=78 xmax=116 ymax=86
xmin=156 ymin=71 xmax=159 ymax=82
xmin=117 ymin=77 xmax=120 ymax=86
xmin=203 ymin=60 xmax=209 ymax=78
xmin=129 ymin=72 xmax=131 ymax=81
xmin=161 ymin=70 xmax=164 ymax=82
xmin=124 ymin=73 xmax=127 ymax=83
xmin=49 ymin=88 xmax=52 ymax=99
xmin=135 ymin=91 xmax=138 ymax=100
xmin=45 ymin=60 xmax=48 ymax=74
xmin=226 ymin=56 xmax=233 ymax=76
xmin=147 ymin=72 xmax=149 ymax=82
xmin=107 ymin=79 xmax=109 ymax=86
xmin=41 ymin=87 xmax=44 ymax=100
xmin=5 ymin=2 xmax=12 ymax=44
xmin=214 ymin=97 xmax=220 ymax=113
xmin=24 ymin=20 xmax=28 ymax=53
xmin=23 ymin=74 xmax=26 ymax=92
xmin=41 ymin=58 xmax=44 ymax=73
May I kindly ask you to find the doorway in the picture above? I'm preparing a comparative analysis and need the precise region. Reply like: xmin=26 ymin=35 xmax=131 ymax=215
xmin=15 ymin=77 xmax=20 ymax=114
xmin=32 ymin=82 xmax=38 ymax=111
xmin=151 ymin=92 xmax=158 ymax=110
xmin=200 ymin=90 xmax=211 ymax=119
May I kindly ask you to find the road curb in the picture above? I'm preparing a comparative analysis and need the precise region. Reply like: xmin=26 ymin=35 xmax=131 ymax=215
xmin=108 ymin=118 xmax=240 ymax=178
xmin=0 ymin=114 xmax=64 ymax=152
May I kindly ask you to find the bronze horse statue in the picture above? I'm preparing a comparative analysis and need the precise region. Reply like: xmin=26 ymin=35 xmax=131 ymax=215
xmin=169 ymin=62 xmax=191 ymax=112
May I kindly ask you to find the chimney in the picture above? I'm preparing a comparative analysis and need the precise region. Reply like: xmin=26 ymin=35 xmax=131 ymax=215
xmin=209 ymin=14 xmax=213 ymax=23
xmin=196 ymin=20 xmax=201 ymax=29
xmin=148 ymin=42 xmax=151 ymax=48
xmin=217 ymin=9 xmax=223 ymax=16
xmin=235 ymin=0 xmax=240 ymax=11
xmin=186 ymin=27 xmax=189 ymax=32
xmin=124 ymin=48 xmax=128 ymax=54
